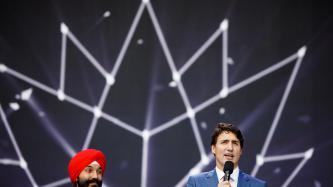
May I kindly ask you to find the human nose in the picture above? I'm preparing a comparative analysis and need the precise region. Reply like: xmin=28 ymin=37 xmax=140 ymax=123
xmin=226 ymin=142 xmax=233 ymax=151
xmin=90 ymin=170 xmax=98 ymax=179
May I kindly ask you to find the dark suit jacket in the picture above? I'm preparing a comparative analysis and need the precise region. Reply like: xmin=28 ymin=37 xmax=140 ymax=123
xmin=186 ymin=169 xmax=267 ymax=187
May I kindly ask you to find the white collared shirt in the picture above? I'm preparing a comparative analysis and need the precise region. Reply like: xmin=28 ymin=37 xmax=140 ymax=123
xmin=216 ymin=166 xmax=240 ymax=187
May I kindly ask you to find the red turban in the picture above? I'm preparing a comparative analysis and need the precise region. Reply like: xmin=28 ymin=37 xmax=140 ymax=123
xmin=68 ymin=149 xmax=106 ymax=183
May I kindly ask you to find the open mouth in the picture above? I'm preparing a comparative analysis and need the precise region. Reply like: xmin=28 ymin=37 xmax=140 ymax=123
xmin=224 ymin=154 xmax=234 ymax=160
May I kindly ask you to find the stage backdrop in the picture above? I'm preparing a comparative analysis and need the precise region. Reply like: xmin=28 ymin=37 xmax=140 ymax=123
xmin=0 ymin=0 xmax=332 ymax=186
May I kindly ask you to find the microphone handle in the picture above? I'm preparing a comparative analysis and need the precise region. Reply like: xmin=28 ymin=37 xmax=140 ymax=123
xmin=224 ymin=171 xmax=230 ymax=181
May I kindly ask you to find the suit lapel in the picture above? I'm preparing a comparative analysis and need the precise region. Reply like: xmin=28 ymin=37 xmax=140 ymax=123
xmin=205 ymin=169 xmax=219 ymax=187
xmin=237 ymin=170 xmax=250 ymax=187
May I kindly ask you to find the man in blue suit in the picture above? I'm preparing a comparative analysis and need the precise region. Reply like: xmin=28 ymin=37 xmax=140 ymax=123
xmin=186 ymin=123 xmax=267 ymax=187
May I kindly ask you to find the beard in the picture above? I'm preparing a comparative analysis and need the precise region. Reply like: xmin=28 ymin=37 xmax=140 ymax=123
xmin=76 ymin=178 xmax=102 ymax=187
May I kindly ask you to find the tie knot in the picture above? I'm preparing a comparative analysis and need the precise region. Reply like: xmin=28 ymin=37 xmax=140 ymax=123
xmin=221 ymin=176 xmax=233 ymax=182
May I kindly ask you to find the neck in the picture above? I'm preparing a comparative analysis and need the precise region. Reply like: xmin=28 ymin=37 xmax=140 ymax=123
xmin=216 ymin=162 xmax=237 ymax=171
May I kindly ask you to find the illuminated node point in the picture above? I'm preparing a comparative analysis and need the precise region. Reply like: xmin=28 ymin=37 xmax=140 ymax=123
xmin=219 ymin=107 xmax=226 ymax=115
xmin=172 ymin=72 xmax=181 ymax=82
xmin=187 ymin=108 xmax=195 ymax=119
xmin=297 ymin=46 xmax=307 ymax=58
xmin=219 ymin=87 xmax=229 ymax=98
xmin=168 ymin=81 xmax=177 ymax=87
xmin=0 ymin=64 xmax=7 ymax=73
xmin=57 ymin=90 xmax=66 ymax=101
xmin=227 ymin=57 xmax=234 ymax=65
xmin=60 ymin=23 xmax=69 ymax=34
xmin=15 ymin=94 xmax=20 ymax=100
xmin=21 ymin=88 xmax=33 ymax=101
xmin=256 ymin=154 xmax=264 ymax=166
xmin=137 ymin=38 xmax=144 ymax=45
xmin=142 ymin=130 xmax=150 ymax=141
xmin=38 ymin=111 xmax=45 ymax=117
xmin=20 ymin=160 xmax=27 ymax=169
xmin=189 ymin=167 xmax=201 ymax=176
xmin=93 ymin=107 xmax=102 ymax=118
xmin=220 ymin=19 xmax=229 ymax=31
xmin=305 ymin=148 xmax=314 ymax=159
xmin=106 ymin=74 xmax=115 ymax=85
xmin=142 ymin=0 xmax=150 ymax=4
xmin=9 ymin=102 xmax=20 ymax=111
xmin=201 ymin=154 xmax=210 ymax=165
xmin=314 ymin=180 xmax=321 ymax=187
xmin=273 ymin=167 xmax=281 ymax=174
xmin=200 ymin=121 xmax=207 ymax=129
xmin=103 ymin=11 xmax=111 ymax=18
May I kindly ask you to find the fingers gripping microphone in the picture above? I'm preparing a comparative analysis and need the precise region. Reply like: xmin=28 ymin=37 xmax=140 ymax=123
xmin=223 ymin=161 xmax=234 ymax=181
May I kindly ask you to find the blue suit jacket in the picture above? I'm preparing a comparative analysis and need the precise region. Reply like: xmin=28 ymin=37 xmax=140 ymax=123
xmin=186 ymin=169 xmax=267 ymax=187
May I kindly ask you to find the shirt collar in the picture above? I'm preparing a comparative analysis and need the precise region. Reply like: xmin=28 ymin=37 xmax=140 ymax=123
xmin=215 ymin=166 xmax=239 ymax=182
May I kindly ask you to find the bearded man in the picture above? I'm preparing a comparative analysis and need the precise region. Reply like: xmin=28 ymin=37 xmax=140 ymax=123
xmin=68 ymin=149 xmax=107 ymax=187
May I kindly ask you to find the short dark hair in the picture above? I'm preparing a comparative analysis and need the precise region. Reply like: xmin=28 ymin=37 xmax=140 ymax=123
xmin=210 ymin=123 xmax=244 ymax=148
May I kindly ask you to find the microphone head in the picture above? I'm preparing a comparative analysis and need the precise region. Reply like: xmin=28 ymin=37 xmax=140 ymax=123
xmin=223 ymin=161 xmax=234 ymax=174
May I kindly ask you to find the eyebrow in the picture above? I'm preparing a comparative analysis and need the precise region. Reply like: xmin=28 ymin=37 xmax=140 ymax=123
xmin=219 ymin=139 xmax=240 ymax=142
xmin=85 ymin=165 xmax=102 ymax=169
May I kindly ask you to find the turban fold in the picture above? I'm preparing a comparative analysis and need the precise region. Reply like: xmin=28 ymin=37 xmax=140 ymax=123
xmin=68 ymin=149 xmax=106 ymax=183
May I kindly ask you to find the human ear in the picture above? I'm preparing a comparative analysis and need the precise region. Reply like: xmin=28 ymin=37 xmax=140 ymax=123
xmin=211 ymin=145 xmax=216 ymax=155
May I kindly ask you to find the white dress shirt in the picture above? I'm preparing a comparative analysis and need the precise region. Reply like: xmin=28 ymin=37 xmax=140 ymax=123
xmin=216 ymin=166 xmax=240 ymax=187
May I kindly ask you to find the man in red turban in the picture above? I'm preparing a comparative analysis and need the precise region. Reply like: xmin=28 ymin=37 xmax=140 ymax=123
xmin=68 ymin=149 xmax=107 ymax=187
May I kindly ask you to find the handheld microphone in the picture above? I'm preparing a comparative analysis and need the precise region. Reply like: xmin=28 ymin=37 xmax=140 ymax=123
xmin=223 ymin=161 xmax=234 ymax=181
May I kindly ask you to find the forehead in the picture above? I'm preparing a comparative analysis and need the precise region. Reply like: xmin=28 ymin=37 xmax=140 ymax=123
xmin=217 ymin=131 xmax=239 ymax=140
xmin=86 ymin=161 xmax=101 ymax=168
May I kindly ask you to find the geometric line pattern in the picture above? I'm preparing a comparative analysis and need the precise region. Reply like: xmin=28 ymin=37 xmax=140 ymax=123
xmin=0 ymin=0 xmax=314 ymax=186
xmin=0 ymin=105 xmax=38 ymax=187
